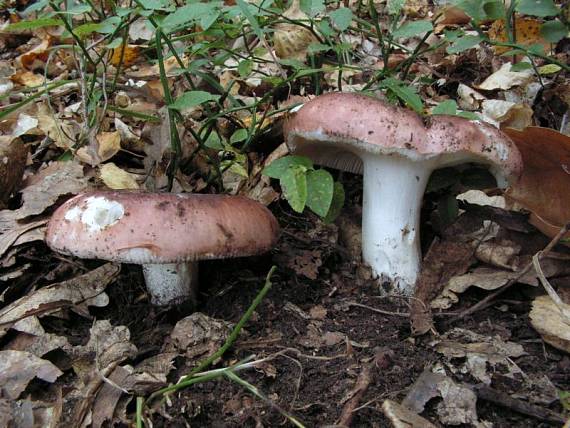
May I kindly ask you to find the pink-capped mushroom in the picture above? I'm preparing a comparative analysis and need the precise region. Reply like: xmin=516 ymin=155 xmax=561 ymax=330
xmin=46 ymin=191 xmax=280 ymax=305
xmin=284 ymin=92 xmax=522 ymax=294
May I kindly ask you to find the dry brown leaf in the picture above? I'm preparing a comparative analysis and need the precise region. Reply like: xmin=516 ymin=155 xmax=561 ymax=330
xmin=530 ymin=294 xmax=570 ymax=353
xmin=0 ymin=136 xmax=27 ymax=207
xmin=481 ymin=99 xmax=534 ymax=130
xmin=273 ymin=0 xmax=318 ymax=60
xmin=0 ymin=264 xmax=120 ymax=338
xmin=166 ymin=313 xmax=233 ymax=362
xmin=100 ymin=163 xmax=140 ymax=189
xmin=10 ymin=70 xmax=45 ymax=87
xmin=17 ymin=37 xmax=51 ymax=70
xmin=488 ymin=18 xmax=550 ymax=55
xmin=0 ymin=350 xmax=63 ymax=399
xmin=288 ymin=249 xmax=323 ymax=280
xmin=36 ymin=104 xmax=77 ymax=149
xmin=504 ymin=127 xmax=570 ymax=241
xmin=382 ymin=399 xmax=437 ymax=428
xmin=110 ymin=44 xmax=141 ymax=67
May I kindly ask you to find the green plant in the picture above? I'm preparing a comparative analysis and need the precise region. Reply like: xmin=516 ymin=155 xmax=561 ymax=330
xmin=263 ymin=155 xmax=345 ymax=222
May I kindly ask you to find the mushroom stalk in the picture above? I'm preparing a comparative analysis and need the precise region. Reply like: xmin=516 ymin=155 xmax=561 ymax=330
xmin=361 ymin=156 xmax=434 ymax=294
xmin=142 ymin=262 xmax=198 ymax=305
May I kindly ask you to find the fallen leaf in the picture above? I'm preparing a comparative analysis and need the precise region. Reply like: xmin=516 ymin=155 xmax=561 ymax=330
xmin=488 ymin=18 xmax=550 ymax=55
xmin=481 ymin=99 xmax=533 ymax=130
xmin=0 ymin=264 xmax=120 ymax=338
xmin=273 ymin=0 xmax=318 ymax=60
xmin=382 ymin=399 xmax=437 ymax=428
xmin=0 ymin=350 xmax=63 ymax=399
xmin=411 ymin=240 xmax=473 ymax=336
xmin=530 ymin=294 xmax=570 ymax=354
xmin=476 ymin=62 xmax=534 ymax=91
xmin=110 ymin=44 xmax=141 ymax=67
xmin=0 ymin=136 xmax=28 ymax=207
xmin=166 ymin=313 xmax=233 ymax=362
xmin=100 ymin=163 xmax=140 ymax=189
xmin=504 ymin=127 xmax=570 ymax=242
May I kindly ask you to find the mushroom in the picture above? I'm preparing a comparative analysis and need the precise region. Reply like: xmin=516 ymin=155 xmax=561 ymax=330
xmin=284 ymin=92 xmax=522 ymax=294
xmin=46 ymin=191 xmax=280 ymax=305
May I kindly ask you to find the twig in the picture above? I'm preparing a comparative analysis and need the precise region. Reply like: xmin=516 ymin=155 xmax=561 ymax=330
xmin=336 ymin=349 xmax=394 ymax=427
xmin=475 ymin=385 xmax=566 ymax=424
xmin=449 ymin=222 xmax=570 ymax=323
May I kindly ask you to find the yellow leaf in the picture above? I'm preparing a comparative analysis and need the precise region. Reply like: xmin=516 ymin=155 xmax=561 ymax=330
xmin=110 ymin=44 xmax=140 ymax=67
xmin=97 ymin=131 xmax=121 ymax=161
xmin=488 ymin=18 xmax=550 ymax=55
xmin=100 ymin=163 xmax=139 ymax=189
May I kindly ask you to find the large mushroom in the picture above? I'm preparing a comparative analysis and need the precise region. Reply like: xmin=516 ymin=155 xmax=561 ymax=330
xmin=284 ymin=92 xmax=522 ymax=294
xmin=46 ymin=191 xmax=280 ymax=305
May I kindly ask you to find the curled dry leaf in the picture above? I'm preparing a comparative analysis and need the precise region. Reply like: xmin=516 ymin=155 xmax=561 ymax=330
xmin=0 ymin=263 xmax=120 ymax=339
xmin=530 ymin=294 xmax=570 ymax=354
xmin=481 ymin=99 xmax=533 ymax=130
xmin=0 ymin=350 xmax=63 ymax=399
xmin=504 ymin=127 xmax=570 ymax=242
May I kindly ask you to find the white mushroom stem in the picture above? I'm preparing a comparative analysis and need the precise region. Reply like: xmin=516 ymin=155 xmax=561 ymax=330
xmin=361 ymin=155 xmax=434 ymax=294
xmin=142 ymin=262 xmax=198 ymax=305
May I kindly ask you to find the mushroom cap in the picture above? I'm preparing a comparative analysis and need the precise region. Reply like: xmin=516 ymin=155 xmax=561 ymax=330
xmin=46 ymin=191 xmax=280 ymax=264
xmin=284 ymin=92 xmax=522 ymax=185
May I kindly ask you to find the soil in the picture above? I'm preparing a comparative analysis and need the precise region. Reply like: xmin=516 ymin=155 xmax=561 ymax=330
xmin=36 ymin=195 xmax=568 ymax=428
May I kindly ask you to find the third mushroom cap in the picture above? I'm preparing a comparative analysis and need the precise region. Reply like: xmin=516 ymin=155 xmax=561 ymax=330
xmin=284 ymin=92 xmax=523 ymax=294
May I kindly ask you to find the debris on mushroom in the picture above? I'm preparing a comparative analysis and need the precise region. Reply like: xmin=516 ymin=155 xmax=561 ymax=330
xmin=284 ymin=92 xmax=522 ymax=294
xmin=46 ymin=191 xmax=280 ymax=305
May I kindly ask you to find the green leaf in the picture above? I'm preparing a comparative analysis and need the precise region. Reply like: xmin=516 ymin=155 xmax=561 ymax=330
xmin=6 ymin=17 xmax=62 ymax=32
xmin=106 ymin=37 xmax=124 ymax=49
xmin=63 ymin=4 xmax=92 ymax=14
xmin=380 ymin=78 xmax=423 ymax=113
xmin=230 ymin=129 xmax=249 ymax=144
xmin=540 ymin=20 xmax=568 ymax=43
xmin=317 ymin=20 xmax=334 ymax=37
xmin=281 ymin=165 xmax=308 ymax=213
xmin=161 ymin=3 xmax=220 ymax=32
xmin=452 ymin=0 xmax=503 ymax=22
xmin=456 ymin=111 xmax=479 ymax=120
xmin=236 ymin=0 xmax=265 ymax=40
xmin=307 ymin=42 xmax=331 ymax=54
xmin=510 ymin=62 xmax=533 ymax=72
xmin=392 ymin=20 xmax=433 ymax=38
xmin=387 ymin=0 xmax=405 ymax=15
xmin=446 ymin=34 xmax=483 ymax=54
xmin=262 ymin=156 xmax=313 ymax=179
xmin=329 ymin=7 xmax=353 ymax=32
xmin=300 ymin=0 xmax=324 ymax=17
xmin=170 ymin=91 xmax=220 ymax=111
xmin=73 ymin=23 xmax=103 ymax=38
xmin=138 ymin=0 xmax=171 ymax=11
xmin=238 ymin=59 xmax=253 ymax=77
xmin=516 ymin=0 xmax=559 ymax=17
xmin=433 ymin=100 xmax=458 ymax=115
xmin=204 ymin=132 xmax=224 ymax=149
xmin=323 ymin=181 xmax=345 ymax=223
xmin=306 ymin=169 xmax=334 ymax=217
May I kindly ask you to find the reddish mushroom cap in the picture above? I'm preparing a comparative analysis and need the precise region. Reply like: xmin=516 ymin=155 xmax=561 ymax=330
xmin=46 ymin=192 xmax=280 ymax=264
xmin=284 ymin=92 xmax=522 ymax=184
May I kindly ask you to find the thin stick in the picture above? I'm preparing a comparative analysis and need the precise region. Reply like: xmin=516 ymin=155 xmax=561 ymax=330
xmin=450 ymin=222 xmax=570 ymax=323
xmin=475 ymin=385 xmax=566 ymax=424
xmin=336 ymin=349 xmax=394 ymax=427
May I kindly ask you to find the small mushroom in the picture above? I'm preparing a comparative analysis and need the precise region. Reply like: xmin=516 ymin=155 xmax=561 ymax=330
xmin=46 ymin=191 xmax=280 ymax=305
xmin=284 ymin=92 xmax=522 ymax=294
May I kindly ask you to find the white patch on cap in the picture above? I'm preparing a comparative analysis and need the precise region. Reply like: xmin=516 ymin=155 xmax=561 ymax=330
xmin=78 ymin=196 xmax=125 ymax=232
xmin=64 ymin=206 xmax=82 ymax=221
